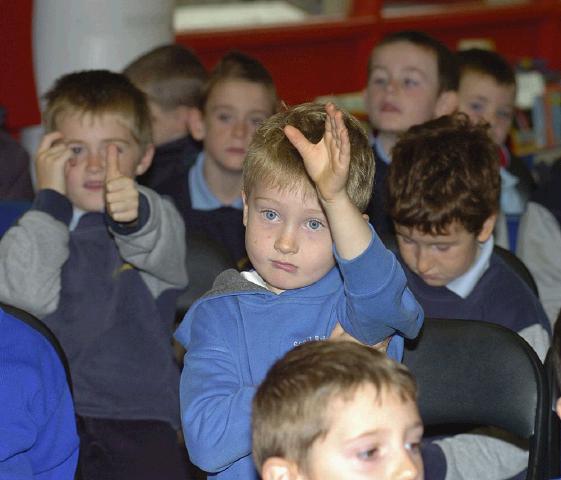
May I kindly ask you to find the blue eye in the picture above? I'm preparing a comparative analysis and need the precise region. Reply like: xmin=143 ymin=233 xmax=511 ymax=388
xmin=217 ymin=112 xmax=232 ymax=123
xmin=403 ymin=77 xmax=419 ymax=88
xmin=406 ymin=441 xmax=422 ymax=453
xmin=262 ymin=210 xmax=278 ymax=221
xmin=357 ymin=447 xmax=378 ymax=461
xmin=306 ymin=219 xmax=324 ymax=231
xmin=70 ymin=145 xmax=84 ymax=155
xmin=468 ymin=102 xmax=484 ymax=114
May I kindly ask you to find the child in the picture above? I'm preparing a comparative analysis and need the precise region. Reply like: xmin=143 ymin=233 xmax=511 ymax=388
xmin=175 ymin=102 xmax=424 ymax=479
xmin=0 ymin=305 xmax=79 ymax=479
xmin=124 ymin=43 xmax=208 ymax=215
xmin=252 ymin=340 xmax=424 ymax=480
xmin=363 ymin=30 xmax=459 ymax=237
xmin=185 ymin=50 xmax=278 ymax=269
xmin=517 ymin=158 xmax=561 ymax=326
xmin=457 ymin=48 xmax=536 ymax=249
xmin=386 ymin=113 xmax=551 ymax=479
xmin=0 ymin=70 xmax=189 ymax=479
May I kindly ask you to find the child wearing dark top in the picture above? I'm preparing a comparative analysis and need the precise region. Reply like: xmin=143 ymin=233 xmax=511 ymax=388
xmin=187 ymin=50 xmax=279 ymax=269
xmin=175 ymin=102 xmax=424 ymax=479
xmin=387 ymin=113 xmax=551 ymax=480
xmin=0 ymin=70 xmax=189 ymax=479
xmin=363 ymin=30 xmax=458 ymax=238
xmin=124 ymin=43 xmax=208 ymax=214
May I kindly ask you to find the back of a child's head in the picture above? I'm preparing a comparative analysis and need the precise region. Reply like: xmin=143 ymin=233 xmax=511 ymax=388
xmin=252 ymin=340 xmax=417 ymax=474
xmin=43 ymin=69 xmax=152 ymax=149
xmin=123 ymin=43 xmax=208 ymax=110
xmin=243 ymin=102 xmax=374 ymax=212
xmin=457 ymin=48 xmax=515 ymax=87
xmin=387 ymin=113 xmax=500 ymax=235
xmin=200 ymin=50 xmax=278 ymax=113
xmin=370 ymin=30 xmax=459 ymax=94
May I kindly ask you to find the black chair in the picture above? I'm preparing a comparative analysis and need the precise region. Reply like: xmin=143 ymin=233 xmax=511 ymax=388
xmin=494 ymin=244 xmax=539 ymax=297
xmin=403 ymin=317 xmax=548 ymax=480
xmin=176 ymin=233 xmax=236 ymax=320
xmin=0 ymin=302 xmax=73 ymax=395
xmin=544 ymin=348 xmax=561 ymax=479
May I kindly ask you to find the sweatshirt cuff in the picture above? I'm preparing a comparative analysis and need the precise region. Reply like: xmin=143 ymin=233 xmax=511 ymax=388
xmin=106 ymin=192 xmax=150 ymax=235
xmin=32 ymin=189 xmax=73 ymax=225
xmin=422 ymin=441 xmax=447 ymax=480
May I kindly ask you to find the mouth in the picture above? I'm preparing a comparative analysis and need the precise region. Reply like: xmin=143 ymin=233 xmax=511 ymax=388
xmin=272 ymin=260 xmax=297 ymax=273
xmin=226 ymin=147 xmax=246 ymax=155
xmin=380 ymin=102 xmax=400 ymax=113
xmin=83 ymin=180 xmax=104 ymax=190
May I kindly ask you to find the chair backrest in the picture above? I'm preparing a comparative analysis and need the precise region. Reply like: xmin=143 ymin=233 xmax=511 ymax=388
xmin=403 ymin=317 xmax=548 ymax=480
xmin=0 ymin=200 xmax=31 ymax=237
xmin=494 ymin=244 xmax=539 ymax=297
xmin=545 ymin=348 xmax=561 ymax=478
xmin=176 ymin=233 xmax=236 ymax=319
xmin=0 ymin=302 xmax=73 ymax=395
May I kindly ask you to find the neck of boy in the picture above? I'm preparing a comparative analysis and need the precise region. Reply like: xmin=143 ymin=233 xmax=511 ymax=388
xmin=377 ymin=132 xmax=399 ymax=160
xmin=203 ymin=161 xmax=243 ymax=206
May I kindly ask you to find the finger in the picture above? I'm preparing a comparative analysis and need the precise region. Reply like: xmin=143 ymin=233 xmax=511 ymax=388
xmin=105 ymin=144 xmax=121 ymax=182
xmin=284 ymin=124 xmax=314 ymax=158
xmin=37 ymin=131 xmax=64 ymax=156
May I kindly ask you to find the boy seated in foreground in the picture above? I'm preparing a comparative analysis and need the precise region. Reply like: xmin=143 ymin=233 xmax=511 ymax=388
xmin=175 ymin=102 xmax=424 ymax=479
xmin=387 ymin=113 xmax=551 ymax=480
xmin=253 ymin=339 xmax=424 ymax=480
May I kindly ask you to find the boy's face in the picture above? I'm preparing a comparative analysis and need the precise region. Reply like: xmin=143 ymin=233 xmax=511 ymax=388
xmin=148 ymin=100 xmax=191 ymax=146
xmin=193 ymin=79 xmax=274 ymax=174
xmin=364 ymin=41 xmax=443 ymax=135
xmin=58 ymin=112 xmax=152 ymax=212
xmin=394 ymin=218 xmax=495 ymax=286
xmin=242 ymin=182 xmax=335 ymax=294
xmin=458 ymin=71 xmax=515 ymax=145
xmin=301 ymin=386 xmax=423 ymax=480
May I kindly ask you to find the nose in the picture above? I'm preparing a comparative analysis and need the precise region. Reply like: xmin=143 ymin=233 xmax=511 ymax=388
xmin=394 ymin=451 xmax=420 ymax=480
xmin=86 ymin=151 xmax=105 ymax=173
xmin=232 ymin=119 xmax=248 ymax=139
xmin=415 ymin=247 xmax=433 ymax=275
xmin=274 ymin=226 xmax=298 ymax=255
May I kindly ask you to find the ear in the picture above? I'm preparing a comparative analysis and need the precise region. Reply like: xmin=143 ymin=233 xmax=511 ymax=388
xmin=242 ymin=190 xmax=249 ymax=227
xmin=434 ymin=90 xmax=458 ymax=117
xmin=476 ymin=213 xmax=497 ymax=243
xmin=189 ymin=108 xmax=205 ymax=141
xmin=261 ymin=457 xmax=303 ymax=480
xmin=184 ymin=106 xmax=202 ymax=135
xmin=556 ymin=397 xmax=561 ymax=420
xmin=135 ymin=144 xmax=154 ymax=176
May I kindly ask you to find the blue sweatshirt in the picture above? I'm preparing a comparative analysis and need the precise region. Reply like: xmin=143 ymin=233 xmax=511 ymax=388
xmin=175 ymin=229 xmax=423 ymax=479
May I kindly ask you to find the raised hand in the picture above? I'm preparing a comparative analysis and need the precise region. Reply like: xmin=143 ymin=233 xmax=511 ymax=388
xmin=104 ymin=144 xmax=140 ymax=223
xmin=35 ymin=131 xmax=72 ymax=195
xmin=283 ymin=102 xmax=350 ymax=205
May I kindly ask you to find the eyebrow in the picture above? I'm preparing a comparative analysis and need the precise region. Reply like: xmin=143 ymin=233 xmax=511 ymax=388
xmin=254 ymin=196 xmax=325 ymax=216
xmin=371 ymin=65 xmax=429 ymax=79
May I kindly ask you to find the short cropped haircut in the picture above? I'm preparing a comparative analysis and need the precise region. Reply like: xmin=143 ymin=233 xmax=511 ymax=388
xmin=243 ymin=102 xmax=374 ymax=212
xmin=199 ymin=50 xmax=278 ymax=113
xmin=123 ymin=43 xmax=207 ymax=110
xmin=458 ymin=48 xmax=516 ymax=87
xmin=553 ymin=311 xmax=561 ymax=392
xmin=387 ymin=113 xmax=500 ymax=235
xmin=370 ymin=30 xmax=459 ymax=94
xmin=252 ymin=340 xmax=417 ymax=474
xmin=43 ymin=70 xmax=152 ymax=149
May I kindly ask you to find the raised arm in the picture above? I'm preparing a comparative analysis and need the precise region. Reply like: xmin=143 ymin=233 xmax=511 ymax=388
xmin=284 ymin=103 xmax=372 ymax=260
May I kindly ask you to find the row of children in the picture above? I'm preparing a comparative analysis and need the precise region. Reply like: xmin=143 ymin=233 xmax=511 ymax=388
xmin=0 ymin=27 xmax=558 ymax=480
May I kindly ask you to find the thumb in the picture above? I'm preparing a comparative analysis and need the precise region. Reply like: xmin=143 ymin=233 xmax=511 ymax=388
xmin=105 ymin=144 xmax=121 ymax=182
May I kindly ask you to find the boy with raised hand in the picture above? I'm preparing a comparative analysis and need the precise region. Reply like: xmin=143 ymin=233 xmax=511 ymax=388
xmin=363 ymin=30 xmax=459 ymax=238
xmin=457 ymin=48 xmax=535 ymax=249
xmin=0 ymin=70 xmax=188 ymax=479
xmin=124 ymin=44 xmax=208 ymax=214
xmin=253 ymin=340 xmax=424 ymax=480
xmin=175 ymin=102 xmax=424 ymax=479
xmin=186 ymin=50 xmax=279 ymax=269
xmin=386 ymin=113 xmax=551 ymax=480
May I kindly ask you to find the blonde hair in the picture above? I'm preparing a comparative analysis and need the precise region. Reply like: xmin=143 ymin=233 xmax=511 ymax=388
xmin=252 ymin=340 xmax=417 ymax=473
xmin=243 ymin=102 xmax=374 ymax=211
xmin=43 ymin=70 xmax=152 ymax=149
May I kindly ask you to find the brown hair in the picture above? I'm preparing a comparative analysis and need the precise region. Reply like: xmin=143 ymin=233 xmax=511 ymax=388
xmin=252 ymin=340 xmax=417 ymax=473
xmin=123 ymin=43 xmax=207 ymax=110
xmin=243 ymin=102 xmax=374 ymax=212
xmin=43 ymin=69 xmax=152 ymax=149
xmin=369 ymin=30 xmax=459 ymax=94
xmin=199 ymin=50 xmax=278 ymax=113
xmin=458 ymin=48 xmax=516 ymax=87
xmin=387 ymin=113 xmax=500 ymax=235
